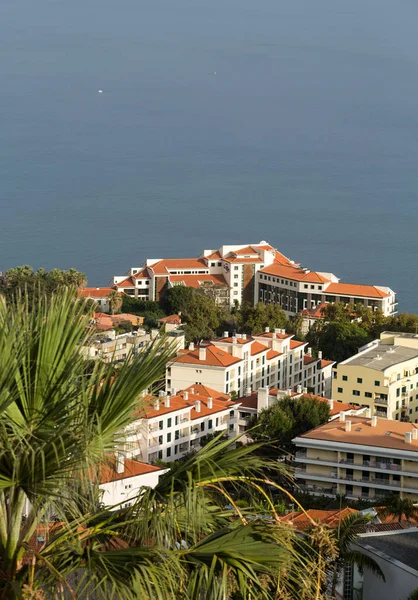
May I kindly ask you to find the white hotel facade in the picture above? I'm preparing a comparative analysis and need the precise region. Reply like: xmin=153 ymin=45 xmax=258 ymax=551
xmin=113 ymin=241 xmax=396 ymax=316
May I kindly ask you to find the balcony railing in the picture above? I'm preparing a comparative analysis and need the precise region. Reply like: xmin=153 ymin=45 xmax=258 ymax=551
xmin=374 ymin=397 xmax=388 ymax=405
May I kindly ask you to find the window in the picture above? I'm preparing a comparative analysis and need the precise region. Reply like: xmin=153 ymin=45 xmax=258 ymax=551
xmin=342 ymin=375 xmax=348 ymax=381
xmin=216 ymin=417 xmax=219 ymax=427
xmin=200 ymin=422 xmax=205 ymax=432
xmin=158 ymin=450 xmax=163 ymax=460
xmin=210 ymin=262 xmax=215 ymax=267
xmin=353 ymin=390 xmax=360 ymax=396
xmin=159 ymin=435 xmax=163 ymax=445
xmin=304 ymin=284 xmax=308 ymax=289
xmin=175 ymin=430 xmax=180 ymax=440
xmin=167 ymin=418 xmax=172 ymax=428
xmin=217 ymin=262 xmax=222 ymax=267
xmin=234 ymin=283 xmax=238 ymax=287
xmin=208 ymin=419 xmax=213 ymax=429
xmin=234 ymin=266 xmax=239 ymax=270
xmin=167 ymin=432 xmax=171 ymax=443
xmin=365 ymin=392 xmax=372 ymax=398
xmin=234 ymin=274 xmax=238 ymax=279
xmin=396 ymin=388 xmax=400 ymax=398
xmin=357 ymin=378 xmax=363 ymax=383
xmin=174 ymin=445 xmax=178 ymax=454
xmin=337 ymin=387 xmax=343 ymax=393
xmin=230 ymin=410 xmax=235 ymax=417
xmin=159 ymin=420 xmax=163 ymax=430
xmin=375 ymin=381 xmax=380 ymax=387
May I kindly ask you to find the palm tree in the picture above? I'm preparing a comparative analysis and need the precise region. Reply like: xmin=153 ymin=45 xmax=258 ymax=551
xmin=379 ymin=493 xmax=418 ymax=523
xmin=327 ymin=513 xmax=386 ymax=597
xmin=107 ymin=290 xmax=123 ymax=315
xmin=0 ymin=289 xmax=331 ymax=599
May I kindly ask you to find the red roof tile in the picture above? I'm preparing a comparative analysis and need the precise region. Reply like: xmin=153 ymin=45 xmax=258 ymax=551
xmin=169 ymin=274 xmax=228 ymax=288
xmin=170 ymin=345 xmax=241 ymax=367
xmin=79 ymin=287 xmax=115 ymax=298
xmin=324 ymin=282 xmax=391 ymax=299
xmin=99 ymin=458 xmax=164 ymax=484
xmin=140 ymin=386 xmax=235 ymax=419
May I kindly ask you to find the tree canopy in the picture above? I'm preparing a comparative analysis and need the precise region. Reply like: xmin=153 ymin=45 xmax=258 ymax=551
xmin=0 ymin=266 xmax=87 ymax=300
xmin=238 ymin=302 xmax=288 ymax=335
xmin=250 ymin=395 xmax=331 ymax=453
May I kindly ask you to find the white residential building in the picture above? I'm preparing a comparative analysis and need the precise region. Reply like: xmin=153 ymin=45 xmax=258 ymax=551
xmin=124 ymin=386 xmax=239 ymax=463
xmin=167 ymin=329 xmax=334 ymax=399
xmin=293 ymin=415 xmax=418 ymax=501
xmin=99 ymin=457 xmax=168 ymax=508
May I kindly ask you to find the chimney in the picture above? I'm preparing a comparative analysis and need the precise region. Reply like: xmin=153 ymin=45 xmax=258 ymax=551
xmin=224 ymin=331 xmax=229 ymax=338
xmin=171 ymin=387 xmax=177 ymax=397
xmin=272 ymin=331 xmax=277 ymax=339
xmin=194 ymin=400 xmax=201 ymax=413
xmin=164 ymin=394 xmax=171 ymax=408
xmin=265 ymin=327 xmax=270 ymax=333
xmin=328 ymin=398 xmax=334 ymax=410
xmin=190 ymin=387 xmax=194 ymax=394
xmin=246 ymin=387 xmax=252 ymax=397
xmin=159 ymin=390 xmax=165 ymax=398
xmin=345 ymin=420 xmax=352 ymax=432
xmin=296 ymin=385 xmax=302 ymax=394
xmin=318 ymin=351 xmax=323 ymax=360
xmin=366 ymin=407 xmax=372 ymax=418
xmin=153 ymin=398 xmax=160 ymax=411
xmin=207 ymin=396 xmax=213 ymax=409
xmin=339 ymin=412 xmax=346 ymax=422
xmin=287 ymin=388 xmax=292 ymax=396
xmin=189 ymin=342 xmax=195 ymax=351
xmin=371 ymin=416 xmax=377 ymax=427
xmin=307 ymin=347 xmax=312 ymax=356
xmin=275 ymin=328 xmax=281 ymax=334
xmin=303 ymin=387 xmax=308 ymax=394
xmin=232 ymin=336 xmax=238 ymax=344
xmin=199 ymin=347 xmax=207 ymax=361
xmin=413 ymin=429 xmax=418 ymax=440
xmin=183 ymin=391 xmax=189 ymax=401
xmin=116 ymin=454 xmax=125 ymax=474
xmin=257 ymin=387 xmax=269 ymax=411
xmin=242 ymin=333 xmax=247 ymax=340
xmin=405 ymin=432 xmax=413 ymax=444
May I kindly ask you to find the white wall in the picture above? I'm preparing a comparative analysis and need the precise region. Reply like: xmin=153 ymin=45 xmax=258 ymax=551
xmin=100 ymin=470 xmax=167 ymax=508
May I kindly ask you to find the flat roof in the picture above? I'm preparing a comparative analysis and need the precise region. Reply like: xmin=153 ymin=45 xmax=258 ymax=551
xmin=343 ymin=343 xmax=418 ymax=372
xmin=298 ymin=416 xmax=418 ymax=453
xmin=357 ymin=530 xmax=418 ymax=572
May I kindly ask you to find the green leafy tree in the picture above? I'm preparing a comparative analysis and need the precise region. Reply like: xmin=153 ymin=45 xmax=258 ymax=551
xmin=1 ymin=266 xmax=87 ymax=301
xmin=181 ymin=291 xmax=222 ymax=343
xmin=162 ymin=285 xmax=195 ymax=315
xmin=238 ymin=302 xmax=288 ymax=335
xmin=250 ymin=395 xmax=331 ymax=453
xmin=307 ymin=320 xmax=371 ymax=362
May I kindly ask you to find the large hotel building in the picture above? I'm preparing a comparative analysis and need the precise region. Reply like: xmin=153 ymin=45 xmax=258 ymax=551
xmin=113 ymin=241 xmax=396 ymax=316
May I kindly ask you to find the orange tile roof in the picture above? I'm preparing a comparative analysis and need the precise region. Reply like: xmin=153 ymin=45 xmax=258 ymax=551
xmin=205 ymin=251 xmax=222 ymax=260
xmin=267 ymin=349 xmax=282 ymax=359
xmin=279 ymin=508 xmax=357 ymax=531
xmin=250 ymin=341 xmax=269 ymax=356
xmin=115 ymin=277 xmax=136 ymax=288
xmin=169 ymin=274 xmax=228 ymax=288
xmin=290 ymin=340 xmax=306 ymax=349
xmin=260 ymin=262 xmax=330 ymax=283
xmin=216 ymin=336 xmax=251 ymax=344
xmin=140 ymin=386 xmax=235 ymax=419
xmin=133 ymin=268 xmax=150 ymax=279
xmin=111 ymin=313 xmax=144 ymax=326
xmin=319 ymin=359 xmax=335 ymax=368
xmin=151 ymin=259 xmax=209 ymax=275
xmin=299 ymin=416 xmax=418 ymax=452
xmin=231 ymin=246 xmax=260 ymax=255
xmin=169 ymin=345 xmax=241 ymax=367
xmin=324 ymin=282 xmax=391 ymax=299
xmin=302 ymin=395 xmax=352 ymax=415
xmin=237 ymin=391 xmax=259 ymax=410
xmin=79 ymin=287 xmax=115 ymax=298
xmin=224 ymin=257 xmax=264 ymax=264
xmin=99 ymin=458 xmax=164 ymax=484
xmin=303 ymin=355 xmax=318 ymax=366
xmin=158 ymin=314 xmax=182 ymax=324
xmin=255 ymin=332 xmax=292 ymax=340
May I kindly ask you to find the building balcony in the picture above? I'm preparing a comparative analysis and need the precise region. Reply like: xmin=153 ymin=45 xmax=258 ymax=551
xmin=374 ymin=397 xmax=389 ymax=405
xmin=295 ymin=471 xmax=418 ymax=494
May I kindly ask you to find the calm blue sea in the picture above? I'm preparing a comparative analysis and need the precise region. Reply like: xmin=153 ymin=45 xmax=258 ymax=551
xmin=1 ymin=0 xmax=418 ymax=310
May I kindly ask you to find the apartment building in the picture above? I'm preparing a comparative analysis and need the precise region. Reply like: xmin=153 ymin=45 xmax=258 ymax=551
xmin=99 ymin=457 xmax=167 ymax=508
xmin=293 ymin=415 xmax=418 ymax=501
xmin=167 ymin=329 xmax=334 ymax=399
xmin=83 ymin=328 xmax=185 ymax=364
xmin=79 ymin=287 xmax=116 ymax=312
xmin=332 ymin=332 xmax=418 ymax=422
xmin=124 ymin=386 xmax=239 ymax=463
xmin=256 ymin=265 xmax=396 ymax=317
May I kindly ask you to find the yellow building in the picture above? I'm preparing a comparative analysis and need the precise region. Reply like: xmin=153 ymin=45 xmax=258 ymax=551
xmin=293 ymin=415 xmax=418 ymax=501
xmin=332 ymin=332 xmax=418 ymax=421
